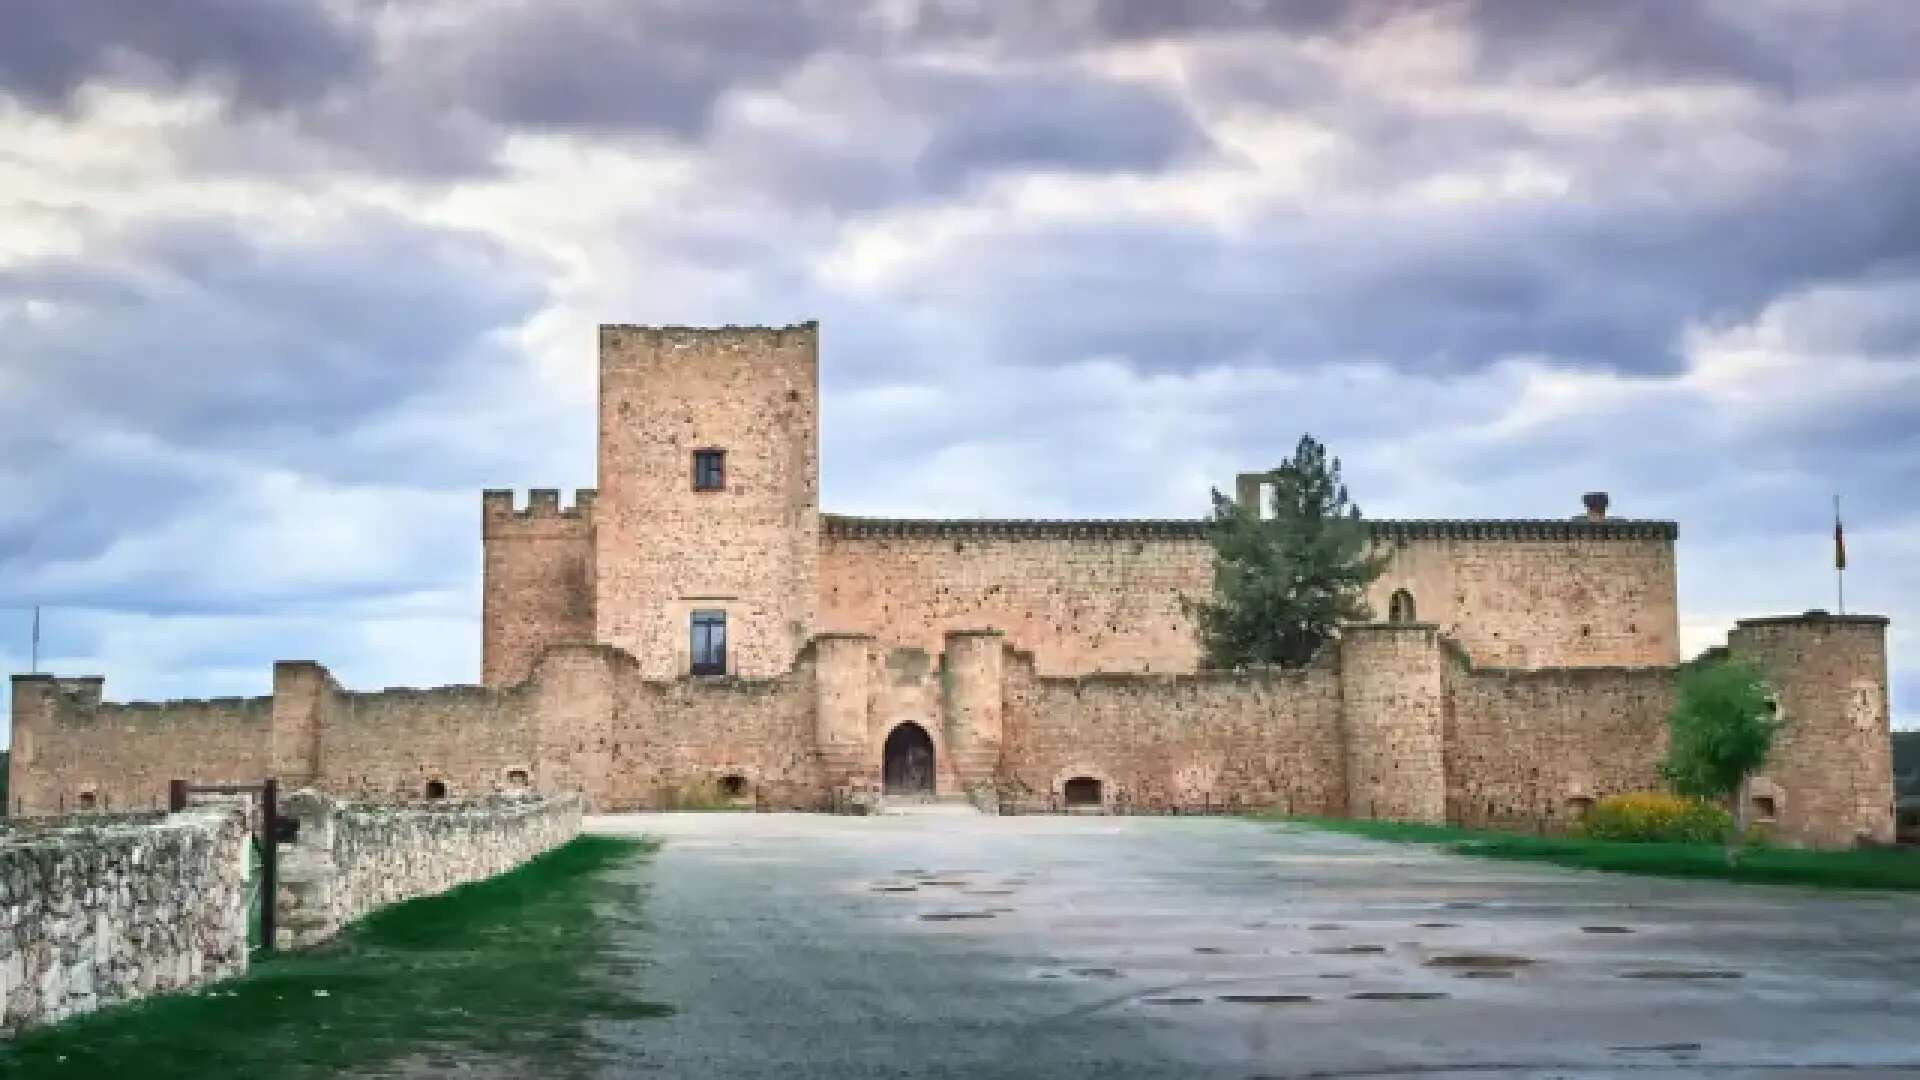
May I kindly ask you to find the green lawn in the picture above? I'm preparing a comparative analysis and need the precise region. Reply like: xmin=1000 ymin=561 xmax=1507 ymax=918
xmin=0 ymin=834 xmax=666 ymax=1080
xmin=1266 ymin=816 xmax=1920 ymax=891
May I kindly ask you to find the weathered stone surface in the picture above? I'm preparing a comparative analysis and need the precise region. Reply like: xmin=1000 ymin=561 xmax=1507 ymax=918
xmin=0 ymin=806 xmax=249 ymax=1036
xmin=274 ymin=791 xmax=582 ymax=951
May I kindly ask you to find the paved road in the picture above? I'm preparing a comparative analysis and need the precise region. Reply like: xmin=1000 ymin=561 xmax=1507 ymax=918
xmin=584 ymin=811 xmax=1920 ymax=1079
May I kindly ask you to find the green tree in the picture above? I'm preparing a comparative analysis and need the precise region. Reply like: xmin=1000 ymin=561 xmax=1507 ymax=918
xmin=1661 ymin=659 xmax=1780 ymax=863
xmin=1189 ymin=434 xmax=1388 ymax=668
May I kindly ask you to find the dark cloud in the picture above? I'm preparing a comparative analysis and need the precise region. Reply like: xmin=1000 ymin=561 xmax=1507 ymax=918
xmin=0 ymin=213 xmax=545 ymax=444
xmin=0 ymin=211 xmax=546 ymax=618
xmin=421 ymin=0 xmax=841 ymax=136
xmin=0 ymin=0 xmax=371 ymax=111
xmin=913 ymin=72 xmax=1210 ymax=186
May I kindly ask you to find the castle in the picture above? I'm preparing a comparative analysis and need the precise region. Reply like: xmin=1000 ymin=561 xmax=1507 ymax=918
xmin=9 ymin=325 xmax=1896 ymax=847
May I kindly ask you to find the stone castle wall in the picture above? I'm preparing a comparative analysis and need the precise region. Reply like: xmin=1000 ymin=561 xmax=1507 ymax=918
xmin=602 ymin=649 xmax=822 ymax=810
xmin=820 ymin=520 xmax=1210 ymax=676
xmin=999 ymin=648 xmax=1347 ymax=815
xmin=1 ymin=805 xmax=250 ymax=1035
xmin=6 ymin=677 xmax=272 ymax=815
xmin=11 ymin=615 xmax=1893 ymax=849
xmin=1366 ymin=527 xmax=1680 ymax=668
xmin=275 ymin=791 xmax=582 ymax=950
xmin=814 ymin=517 xmax=1681 ymax=682
xmin=1442 ymin=656 xmax=1674 ymax=833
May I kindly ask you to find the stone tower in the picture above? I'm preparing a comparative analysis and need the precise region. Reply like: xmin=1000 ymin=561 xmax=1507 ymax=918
xmin=593 ymin=324 xmax=821 ymax=679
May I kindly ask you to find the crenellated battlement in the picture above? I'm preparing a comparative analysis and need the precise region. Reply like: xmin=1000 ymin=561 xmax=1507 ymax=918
xmin=481 ymin=489 xmax=597 ymax=538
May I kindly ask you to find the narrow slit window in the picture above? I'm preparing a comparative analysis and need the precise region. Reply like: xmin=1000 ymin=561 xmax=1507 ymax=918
xmin=692 ymin=448 xmax=726 ymax=491
xmin=691 ymin=609 xmax=727 ymax=675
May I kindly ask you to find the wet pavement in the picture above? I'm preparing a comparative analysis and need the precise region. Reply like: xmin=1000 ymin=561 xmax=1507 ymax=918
xmin=584 ymin=811 xmax=1920 ymax=1079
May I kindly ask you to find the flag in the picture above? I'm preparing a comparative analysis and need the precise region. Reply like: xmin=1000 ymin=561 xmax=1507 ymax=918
xmin=1834 ymin=511 xmax=1847 ymax=571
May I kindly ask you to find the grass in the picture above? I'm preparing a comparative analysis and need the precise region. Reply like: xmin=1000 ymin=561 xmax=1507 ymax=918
xmin=1266 ymin=815 xmax=1920 ymax=891
xmin=0 ymin=834 xmax=666 ymax=1080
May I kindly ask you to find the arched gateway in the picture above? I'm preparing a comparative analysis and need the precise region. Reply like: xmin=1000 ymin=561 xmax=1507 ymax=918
xmin=883 ymin=722 xmax=935 ymax=796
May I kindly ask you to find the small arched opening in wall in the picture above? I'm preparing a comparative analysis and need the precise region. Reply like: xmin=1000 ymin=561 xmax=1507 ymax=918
xmin=1062 ymin=776 xmax=1103 ymax=810
xmin=1388 ymin=588 xmax=1417 ymax=623
xmin=883 ymin=723 xmax=936 ymax=797
xmin=718 ymin=773 xmax=750 ymax=800
xmin=77 ymin=790 xmax=98 ymax=811
xmin=505 ymin=769 xmax=530 ymax=789
xmin=424 ymin=779 xmax=448 ymax=800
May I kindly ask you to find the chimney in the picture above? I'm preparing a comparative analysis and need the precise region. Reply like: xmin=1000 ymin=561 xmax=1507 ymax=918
xmin=1582 ymin=491 xmax=1610 ymax=521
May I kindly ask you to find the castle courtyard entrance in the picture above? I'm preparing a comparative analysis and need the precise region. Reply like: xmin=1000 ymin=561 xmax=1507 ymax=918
xmin=882 ymin=722 xmax=935 ymax=795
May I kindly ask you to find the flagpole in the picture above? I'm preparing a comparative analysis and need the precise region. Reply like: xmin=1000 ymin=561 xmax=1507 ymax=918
xmin=1834 ymin=494 xmax=1845 ymax=615
xmin=31 ymin=605 xmax=40 ymax=674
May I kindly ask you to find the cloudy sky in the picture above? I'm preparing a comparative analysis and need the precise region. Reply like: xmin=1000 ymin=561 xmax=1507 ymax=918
xmin=2 ymin=0 xmax=1915 ymax=739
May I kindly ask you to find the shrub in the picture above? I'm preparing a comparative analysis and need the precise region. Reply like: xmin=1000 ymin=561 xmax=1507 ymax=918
xmin=1577 ymin=792 xmax=1731 ymax=844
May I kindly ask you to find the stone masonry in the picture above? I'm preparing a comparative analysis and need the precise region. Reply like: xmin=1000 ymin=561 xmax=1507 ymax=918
xmin=6 ymin=324 xmax=1896 ymax=848
xmin=275 ymin=791 xmax=582 ymax=950
xmin=0 ymin=805 xmax=250 ymax=1035
xmin=0 ymin=793 xmax=581 ymax=1036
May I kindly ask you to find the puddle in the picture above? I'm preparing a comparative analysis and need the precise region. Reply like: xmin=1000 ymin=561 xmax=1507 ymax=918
xmin=1620 ymin=969 xmax=1742 ymax=980
xmin=919 ymin=911 xmax=996 ymax=921
xmin=872 ymin=885 xmax=918 ymax=893
xmin=1142 ymin=996 xmax=1205 ymax=1005
xmin=1442 ymin=901 xmax=1484 ymax=910
xmin=1218 ymin=994 xmax=1314 ymax=1004
xmin=1612 ymin=1043 xmax=1703 ymax=1054
xmin=1070 ymin=967 xmax=1124 ymax=979
xmin=1581 ymin=925 xmax=1635 ymax=934
xmin=1348 ymin=991 xmax=1449 ymax=1001
xmin=1414 ymin=922 xmax=1458 ymax=929
xmin=1307 ymin=923 xmax=1346 ymax=930
xmin=1317 ymin=973 xmax=1353 ymax=979
xmin=1423 ymin=954 xmax=1535 ymax=970
xmin=1457 ymin=970 xmax=1515 ymax=980
xmin=1193 ymin=947 xmax=1227 ymax=955
xmin=1314 ymin=945 xmax=1387 ymax=955
xmin=918 ymin=879 xmax=969 ymax=887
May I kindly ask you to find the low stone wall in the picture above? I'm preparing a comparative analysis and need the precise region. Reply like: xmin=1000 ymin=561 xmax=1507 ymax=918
xmin=0 ymin=805 xmax=250 ymax=1036
xmin=275 ymin=792 xmax=582 ymax=950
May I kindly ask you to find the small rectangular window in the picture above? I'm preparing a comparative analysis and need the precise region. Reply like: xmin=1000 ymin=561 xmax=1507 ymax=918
xmin=692 ymin=449 xmax=725 ymax=491
xmin=690 ymin=609 xmax=727 ymax=675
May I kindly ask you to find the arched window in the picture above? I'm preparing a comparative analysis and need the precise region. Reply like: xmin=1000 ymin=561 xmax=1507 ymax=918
xmin=1063 ymin=776 xmax=1103 ymax=808
xmin=424 ymin=779 xmax=447 ymax=800
xmin=77 ymin=791 xmax=98 ymax=811
xmin=1388 ymin=588 xmax=1417 ymax=623
xmin=718 ymin=774 xmax=748 ymax=799
xmin=505 ymin=769 xmax=530 ymax=788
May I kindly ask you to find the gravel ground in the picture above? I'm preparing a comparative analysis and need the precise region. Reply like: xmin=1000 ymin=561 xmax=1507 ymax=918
xmin=583 ymin=810 xmax=1920 ymax=1080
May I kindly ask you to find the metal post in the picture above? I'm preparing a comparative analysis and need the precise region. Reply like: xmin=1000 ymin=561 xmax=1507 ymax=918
xmin=260 ymin=778 xmax=278 ymax=954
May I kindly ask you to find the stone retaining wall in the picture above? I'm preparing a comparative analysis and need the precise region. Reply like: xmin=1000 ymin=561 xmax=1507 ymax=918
xmin=0 ymin=806 xmax=250 ymax=1036
xmin=274 ymin=792 xmax=582 ymax=950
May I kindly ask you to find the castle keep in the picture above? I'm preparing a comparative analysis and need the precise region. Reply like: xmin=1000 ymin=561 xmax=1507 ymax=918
xmin=10 ymin=324 xmax=1897 ymax=847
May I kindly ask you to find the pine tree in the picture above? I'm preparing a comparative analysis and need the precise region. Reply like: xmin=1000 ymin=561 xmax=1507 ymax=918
xmin=1190 ymin=434 xmax=1389 ymax=668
